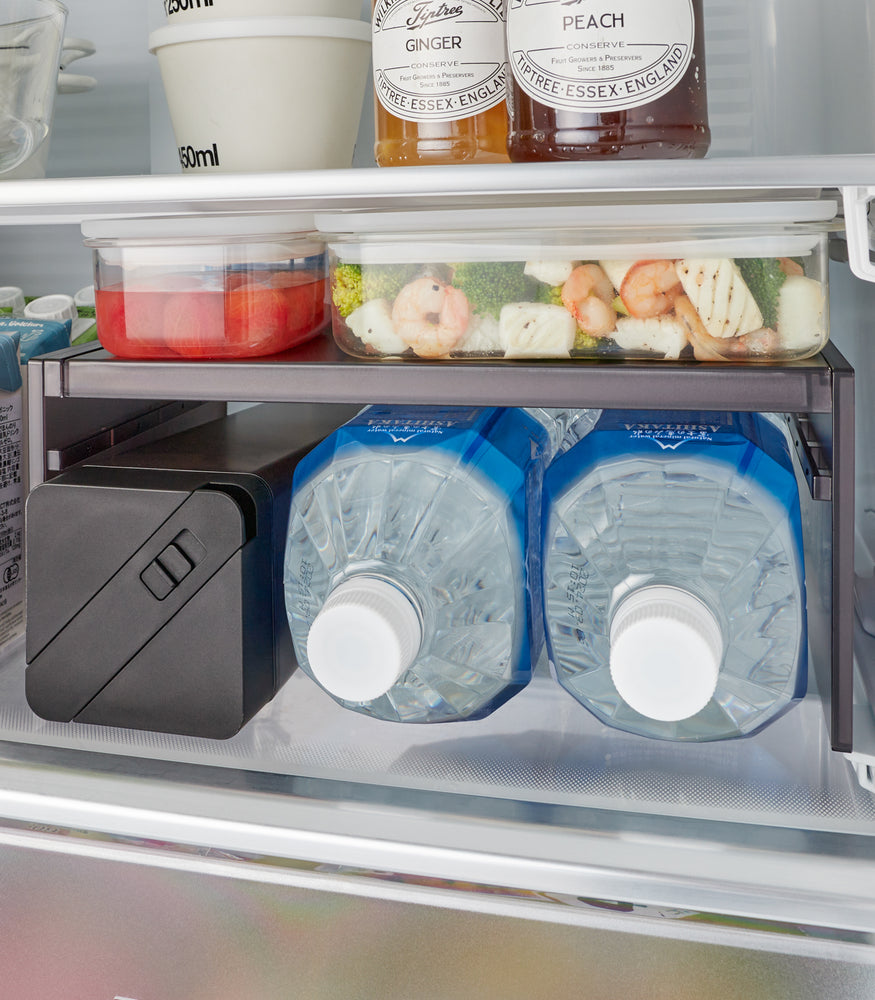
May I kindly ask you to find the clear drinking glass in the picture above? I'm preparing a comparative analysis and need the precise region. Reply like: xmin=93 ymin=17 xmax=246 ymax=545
xmin=0 ymin=0 xmax=66 ymax=177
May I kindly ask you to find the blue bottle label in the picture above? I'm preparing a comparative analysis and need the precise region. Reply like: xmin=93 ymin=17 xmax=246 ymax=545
xmin=621 ymin=418 xmax=723 ymax=449
xmin=356 ymin=406 xmax=484 ymax=442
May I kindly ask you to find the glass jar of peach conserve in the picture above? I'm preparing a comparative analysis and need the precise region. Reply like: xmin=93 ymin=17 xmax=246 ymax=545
xmin=506 ymin=0 xmax=710 ymax=161
xmin=372 ymin=0 xmax=510 ymax=166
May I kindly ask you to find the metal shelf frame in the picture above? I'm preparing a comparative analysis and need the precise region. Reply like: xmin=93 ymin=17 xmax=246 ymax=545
xmin=26 ymin=340 xmax=855 ymax=751
xmin=27 ymin=337 xmax=842 ymax=409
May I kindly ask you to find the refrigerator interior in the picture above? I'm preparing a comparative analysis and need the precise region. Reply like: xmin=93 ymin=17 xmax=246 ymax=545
xmin=0 ymin=0 xmax=875 ymax=986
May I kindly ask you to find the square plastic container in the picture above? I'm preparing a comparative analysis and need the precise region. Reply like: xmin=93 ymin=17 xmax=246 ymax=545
xmin=318 ymin=202 xmax=837 ymax=362
xmin=82 ymin=214 xmax=328 ymax=360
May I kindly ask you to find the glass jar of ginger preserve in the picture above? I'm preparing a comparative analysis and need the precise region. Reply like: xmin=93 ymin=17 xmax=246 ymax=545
xmin=506 ymin=0 xmax=710 ymax=161
xmin=371 ymin=0 xmax=510 ymax=166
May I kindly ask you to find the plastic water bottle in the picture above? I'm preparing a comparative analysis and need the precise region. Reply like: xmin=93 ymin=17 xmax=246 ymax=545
xmin=283 ymin=405 xmax=550 ymax=723
xmin=542 ymin=409 xmax=807 ymax=742
xmin=525 ymin=408 xmax=602 ymax=458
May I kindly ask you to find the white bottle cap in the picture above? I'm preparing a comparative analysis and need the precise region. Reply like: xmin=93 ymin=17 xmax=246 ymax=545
xmin=307 ymin=577 xmax=422 ymax=703
xmin=24 ymin=294 xmax=78 ymax=323
xmin=609 ymin=586 xmax=723 ymax=722
xmin=73 ymin=285 xmax=96 ymax=308
xmin=0 ymin=287 xmax=25 ymax=315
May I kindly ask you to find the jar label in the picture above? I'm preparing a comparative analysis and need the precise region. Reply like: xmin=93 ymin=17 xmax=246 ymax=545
xmin=507 ymin=0 xmax=695 ymax=114
xmin=372 ymin=0 xmax=508 ymax=123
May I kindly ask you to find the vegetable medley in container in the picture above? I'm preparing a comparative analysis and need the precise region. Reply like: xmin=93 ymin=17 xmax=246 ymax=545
xmin=319 ymin=204 xmax=835 ymax=362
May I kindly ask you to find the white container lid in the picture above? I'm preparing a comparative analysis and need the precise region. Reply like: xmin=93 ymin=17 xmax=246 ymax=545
xmin=316 ymin=200 xmax=840 ymax=236
xmin=609 ymin=586 xmax=723 ymax=723
xmin=149 ymin=16 xmax=371 ymax=51
xmin=24 ymin=294 xmax=77 ymax=324
xmin=81 ymin=213 xmax=320 ymax=246
xmin=73 ymin=285 xmax=95 ymax=308
xmin=0 ymin=287 xmax=25 ymax=313
xmin=307 ymin=577 xmax=422 ymax=703
xmin=319 ymin=200 xmax=835 ymax=264
xmin=329 ymin=234 xmax=824 ymax=266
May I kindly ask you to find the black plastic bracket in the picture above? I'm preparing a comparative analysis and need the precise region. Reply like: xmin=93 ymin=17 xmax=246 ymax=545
xmin=791 ymin=414 xmax=833 ymax=501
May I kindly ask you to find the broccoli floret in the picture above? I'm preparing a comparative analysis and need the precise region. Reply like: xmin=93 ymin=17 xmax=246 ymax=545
xmin=333 ymin=262 xmax=434 ymax=318
xmin=361 ymin=263 xmax=422 ymax=303
xmin=450 ymin=261 xmax=536 ymax=319
xmin=332 ymin=263 xmax=363 ymax=318
xmin=735 ymin=258 xmax=791 ymax=329
xmin=573 ymin=329 xmax=599 ymax=353
xmin=535 ymin=283 xmax=564 ymax=307
xmin=612 ymin=295 xmax=629 ymax=317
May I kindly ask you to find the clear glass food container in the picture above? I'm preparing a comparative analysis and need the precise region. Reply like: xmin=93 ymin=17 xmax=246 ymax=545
xmin=82 ymin=214 xmax=328 ymax=360
xmin=317 ymin=202 xmax=837 ymax=363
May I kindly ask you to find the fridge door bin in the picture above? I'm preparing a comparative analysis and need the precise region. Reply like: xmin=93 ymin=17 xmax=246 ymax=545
xmin=23 ymin=402 xmax=356 ymax=739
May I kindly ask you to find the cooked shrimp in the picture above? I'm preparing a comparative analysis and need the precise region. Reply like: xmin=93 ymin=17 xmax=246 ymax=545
xmin=391 ymin=277 xmax=470 ymax=358
xmin=675 ymin=295 xmax=780 ymax=360
xmin=778 ymin=257 xmax=805 ymax=277
xmin=675 ymin=294 xmax=723 ymax=360
xmin=574 ymin=295 xmax=617 ymax=338
xmin=561 ymin=263 xmax=617 ymax=337
xmin=730 ymin=326 xmax=782 ymax=358
xmin=620 ymin=260 xmax=682 ymax=319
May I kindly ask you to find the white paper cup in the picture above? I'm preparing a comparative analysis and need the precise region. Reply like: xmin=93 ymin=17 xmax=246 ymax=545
xmin=163 ymin=0 xmax=363 ymax=20
xmin=149 ymin=17 xmax=371 ymax=173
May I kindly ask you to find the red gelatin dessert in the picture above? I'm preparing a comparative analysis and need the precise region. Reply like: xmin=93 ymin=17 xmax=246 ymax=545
xmin=83 ymin=214 xmax=328 ymax=360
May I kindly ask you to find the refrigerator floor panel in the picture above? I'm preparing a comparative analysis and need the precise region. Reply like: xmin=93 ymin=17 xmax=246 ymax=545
xmin=1 ymin=642 xmax=872 ymax=838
